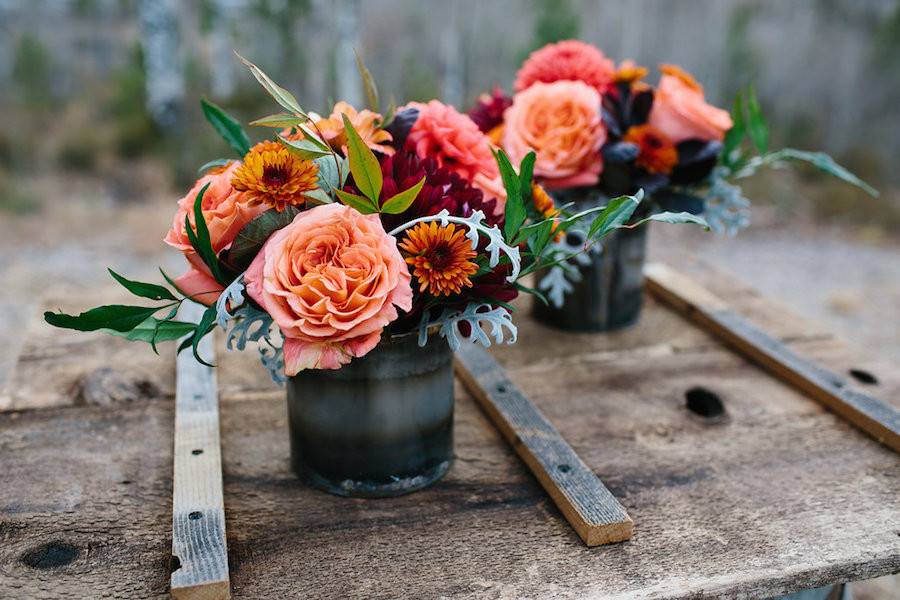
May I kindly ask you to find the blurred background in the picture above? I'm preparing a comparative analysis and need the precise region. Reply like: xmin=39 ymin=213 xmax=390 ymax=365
xmin=0 ymin=0 xmax=897 ymax=595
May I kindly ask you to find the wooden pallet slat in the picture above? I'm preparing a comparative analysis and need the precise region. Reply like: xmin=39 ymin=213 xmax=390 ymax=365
xmin=455 ymin=342 xmax=633 ymax=547
xmin=645 ymin=262 xmax=900 ymax=453
xmin=170 ymin=302 xmax=231 ymax=600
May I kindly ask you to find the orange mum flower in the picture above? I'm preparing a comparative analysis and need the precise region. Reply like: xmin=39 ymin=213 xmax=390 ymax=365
xmin=532 ymin=184 xmax=562 ymax=240
xmin=623 ymin=125 xmax=678 ymax=175
xmin=614 ymin=59 xmax=649 ymax=84
xmin=399 ymin=222 xmax=479 ymax=297
xmin=311 ymin=101 xmax=394 ymax=155
xmin=231 ymin=141 xmax=319 ymax=211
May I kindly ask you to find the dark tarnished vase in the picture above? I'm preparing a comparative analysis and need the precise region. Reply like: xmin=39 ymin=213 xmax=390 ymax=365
xmin=533 ymin=189 xmax=649 ymax=332
xmin=286 ymin=334 xmax=453 ymax=498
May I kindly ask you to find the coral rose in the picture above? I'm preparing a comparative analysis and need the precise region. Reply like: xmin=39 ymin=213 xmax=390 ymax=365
xmin=164 ymin=162 xmax=266 ymax=305
xmin=515 ymin=40 xmax=616 ymax=95
xmin=404 ymin=100 xmax=500 ymax=184
xmin=648 ymin=64 xmax=733 ymax=144
xmin=502 ymin=80 xmax=607 ymax=190
xmin=244 ymin=204 xmax=413 ymax=373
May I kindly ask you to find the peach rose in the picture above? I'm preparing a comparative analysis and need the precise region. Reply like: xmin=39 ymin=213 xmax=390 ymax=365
xmin=245 ymin=203 xmax=413 ymax=373
xmin=164 ymin=162 xmax=266 ymax=304
xmin=502 ymin=80 xmax=607 ymax=190
xmin=648 ymin=64 xmax=733 ymax=144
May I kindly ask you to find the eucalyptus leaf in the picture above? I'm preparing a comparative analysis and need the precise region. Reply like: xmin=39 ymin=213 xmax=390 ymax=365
xmin=380 ymin=176 xmax=425 ymax=214
xmin=342 ymin=113 xmax=383 ymax=202
xmin=235 ymin=51 xmax=305 ymax=116
xmin=108 ymin=268 xmax=177 ymax=301
xmin=45 ymin=304 xmax=164 ymax=333
xmin=224 ymin=206 xmax=301 ymax=272
xmin=200 ymin=98 xmax=251 ymax=156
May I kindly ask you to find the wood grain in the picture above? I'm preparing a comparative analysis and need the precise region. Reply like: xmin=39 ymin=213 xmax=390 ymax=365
xmin=454 ymin=342 xmax=633 ymax=546
xmin=170 ymin=302 xmax=230 ymax=600
xmin=645 ymin=262 xmax=900 ymax=452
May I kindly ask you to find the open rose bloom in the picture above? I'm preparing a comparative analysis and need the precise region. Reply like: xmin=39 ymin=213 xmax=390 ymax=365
xmin=45 ymin=55 xmax=677 ymax=382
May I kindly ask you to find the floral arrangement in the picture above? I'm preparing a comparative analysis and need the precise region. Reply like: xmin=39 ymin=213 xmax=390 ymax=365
xmin=43 ymin=54 xmax=702 ymax=382
xmin=468 ymin=40 xmax=876 ymax=306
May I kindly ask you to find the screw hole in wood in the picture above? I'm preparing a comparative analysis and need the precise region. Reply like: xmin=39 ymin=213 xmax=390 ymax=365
xmin=188 ymin=512 xmax=202 ymax=521
xmin=848 ymin=369 xmax=878 ymax=386
xmin=557 ymin=464 xmax=571 ymax=474
xmin=191 ymin=449 xmax=204 ymax=455
xmin=21 ymin=542 xmax=79 ymax=569
xmin=496 ymin=384 xmax=508 ymax=394
xmin=170 ymin=555 xmax=182 ymax=573
xmin=685 ymin=387 xmax=725 ymax=419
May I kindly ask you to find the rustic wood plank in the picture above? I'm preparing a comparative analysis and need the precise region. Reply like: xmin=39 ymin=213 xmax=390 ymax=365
xmin=454 ymin=342 xmax=633 ymax=546
xmin=645 ymin=262 xmax=900 ymax=453
xmin=170 ymin=302 xmax=230 ymax=600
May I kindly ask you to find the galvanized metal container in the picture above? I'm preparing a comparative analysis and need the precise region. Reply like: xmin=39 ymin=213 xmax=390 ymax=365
xmin=532 ymin=189 xmax=649 ymax=332
xmin=286 ymin=334 xmax=454 ymax=498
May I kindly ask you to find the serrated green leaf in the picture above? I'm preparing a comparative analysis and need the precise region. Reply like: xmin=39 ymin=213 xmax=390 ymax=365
xmin=108 ymin=269 xmax=177 ymax=301
xmin=235 ymin=51 xmax=305 ymax=116
xmin=342 ymin=113 xmax=383 ymax=202
xmin=380 ymin=176 xmax=425 ymax=214
xmin=722 ymin=91 xmax=745 ymax=167
xmin=495 ymin=149 xmax=524 ymax=242
xmin=197 ymin=158 xmax=231 ymax=175
xmin=334 ymin=188 xmax=378 ymax=214
xmin=223 ymin=206 xmax=301 ymax=272
xmin=355 ymin=49 xmax=379 ymax=112
xmin=278 ymin=135 xmax=332 ymax=160
xmin=201 ymin=98 xmax=251 ymax=156
xmin=250 ymin=113 xmax=307 ymax=128
xmin=745 ymin=87 xmax=769 ymax=155
xmin=587 ymin=195 xmax=641 ymax=239
xmin=45 ymin=304 xmax=164 ymax=333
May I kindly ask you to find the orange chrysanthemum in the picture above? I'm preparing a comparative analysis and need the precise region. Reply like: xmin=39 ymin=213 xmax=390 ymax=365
xmin=532 ymin=184 xmax=562 ymax=240
xmin=399 ymin=221 xmax=479 ymax=297
xmin=231 ymin=141 xmax=319 ymax=211
xmin=623 ymin=125 xmax=678 ymax=175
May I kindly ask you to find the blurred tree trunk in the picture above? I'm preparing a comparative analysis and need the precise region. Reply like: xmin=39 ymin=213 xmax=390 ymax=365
xmin=440 ymin=2 xmax=463 ymax=106
xmin=334 ymin=0 xmax=362 ymax=107
xmin=137 ymin=0 xmax=184 ymax=129
xmin=209 ymin=0 xmax=239 ymax=99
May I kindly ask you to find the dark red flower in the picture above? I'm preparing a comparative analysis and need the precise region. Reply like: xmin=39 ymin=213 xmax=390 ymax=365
xmin=468 ymin=87 xmax=512 ymax=135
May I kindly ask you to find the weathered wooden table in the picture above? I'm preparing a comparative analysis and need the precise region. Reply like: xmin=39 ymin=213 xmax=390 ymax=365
xmin=1 ymin=258 xmax=898 ymax=599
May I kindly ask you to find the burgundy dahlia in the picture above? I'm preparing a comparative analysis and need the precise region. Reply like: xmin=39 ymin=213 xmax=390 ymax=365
xmin=467 ymin=87 xmax=512 ymax=135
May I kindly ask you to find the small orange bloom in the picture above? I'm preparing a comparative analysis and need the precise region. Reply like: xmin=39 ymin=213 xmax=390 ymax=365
xmin=623 ymin=125 xmax=678 ymax=175
xmin=659 ymin=64 xmax=702 ymax=92
xmin=231 ymin=141 xmax=319 ymax=211
xmin=312 ymin=101 xmax=394 ymax=155
xmin=614 ymin=60 xmax=648 ymax=84
xmin=532 ymin=184 xmax=562 ymax=241
xmin=399 ymin=222 xmax=479 ymax=296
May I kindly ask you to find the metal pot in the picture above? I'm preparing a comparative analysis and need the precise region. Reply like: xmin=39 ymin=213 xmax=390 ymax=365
xmin=286 ymin=334 xmax=454 ymax=498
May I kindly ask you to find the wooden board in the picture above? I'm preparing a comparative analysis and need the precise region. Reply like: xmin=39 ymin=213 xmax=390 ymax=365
xmin=1 ymin=261 xmax=898 ymax=599
xmin=170 ymin=303 xmax=230 ymax=599
xmin=645 ymin=262 xmax=900 ymax=453
xmin=455 ymin=343 xmax=632 ymax=546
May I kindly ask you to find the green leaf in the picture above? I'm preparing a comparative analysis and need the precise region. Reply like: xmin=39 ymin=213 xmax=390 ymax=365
xmin=380 ymin=176 xmax=425 ymax=214
xmin=495 ymin=149 xmax=524 ymax=242
xmin=160 ymin=268 xmax=189 ymax=298
xmin=197 ymin=158 xmax=231 ymax=175
xmin=200 ymin=98 xmax=251 ymax=156
xmin=517 ymin=151 xmax=537 ymax=218
xmin=304 ymin=188 xmax=333 ymax=206
xmin=587 ymin=194 xmax=642 ymax=239
xmin=249 ymin=113 xmax=308 ymax=128
xmin=745 ymin=87 xmax=769 ymax=155
xmin=235 ymin=51 xmax=305 ymax=116
xmin=637 ymin=211 xmax=709 ymax=227
xmin=185 ymin=182 xmax=227 ymax=285
xmin=764 ymin=149 xmax=879 ymax=197
xmin=108 ymin=269 xmax=177 ymax=301
xmin=342 ymin=113 xmax=383 ymax=202
xmin=45 ymin=304 xmax=164 ymax=333
xmin=103 ymin=317 xmax=196 ymax=343
xmin=278 ymin=135 xmax=332 ymax=160
xmin=525 ymin=219 xmax=555 ymax=257
xmin=722 ymin=91 xmax=745 ymax=166
xmin=315 ymin=156 xmax=340 ymax=193
xmin=223 ymin=206 xmax=301 ymax=272
xmin=334 ymin=188 xmax=378 ymax=214
xmin=354 ymin=49 xmax=379 ymax=112
xmin=191 ymin=305 xmax=218 ymax=368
